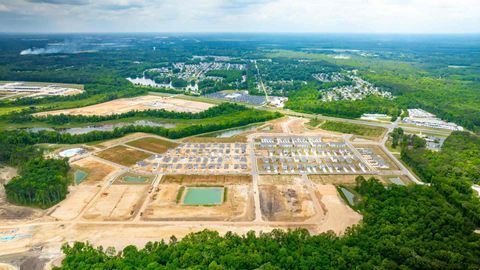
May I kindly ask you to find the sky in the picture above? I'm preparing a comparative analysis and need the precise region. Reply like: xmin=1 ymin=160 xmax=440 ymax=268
xmin=0 ymin=0 xmax=479 ymax=33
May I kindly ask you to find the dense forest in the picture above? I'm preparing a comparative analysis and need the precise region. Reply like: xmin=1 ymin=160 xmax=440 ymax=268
xmin=5 ymin=158 xmax=70 ymax=208
xmin=0 ymin=128 xmax=71 ymax=208
xmin=401 ymin=131 xmax=480 ymax=185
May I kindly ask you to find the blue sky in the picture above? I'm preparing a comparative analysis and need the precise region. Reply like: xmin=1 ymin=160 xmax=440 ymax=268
xmin=0 ymin=0 xmax=479 ymax=33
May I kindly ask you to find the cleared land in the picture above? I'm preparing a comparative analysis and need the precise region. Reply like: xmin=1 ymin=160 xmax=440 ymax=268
xmin=34 ymin=95 xmax=214 ymax=116
xmin=258 ymin=175 xmax=303 ymax=185
xmin=162 ymin=175 xmax=252 ymax=185
xmin=143 ymin=175 xmax=253 ymax=221
xmin=126 ymin=137 xmax=179 ymax=154
xmin=51 ymin=158 xmax=120 ymax=221
xmin=96 ymin=145 xmax=151 ymax=167
xmin=309 ymin=174 xmax=384 ymax=185
xmin=259 ymin=184 xmax=316 ymax=222
xmin=50 ymin=185 xmax=99 ymax=220
xmin=144 ymin=184 xmax=253 ymax=221
xmin=83 ymin=185 xmax=148 ymax=221
xmin=70 ymin=157 xmax=118 ymax=184
xmin=316 ymin=184 xmax=362 ymax=235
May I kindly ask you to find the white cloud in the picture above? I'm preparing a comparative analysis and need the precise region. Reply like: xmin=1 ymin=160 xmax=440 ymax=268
xmin=0 ymin=0 xmax=479 ymax=33
xmin=0 ymin=3 xmax=9 ymax=11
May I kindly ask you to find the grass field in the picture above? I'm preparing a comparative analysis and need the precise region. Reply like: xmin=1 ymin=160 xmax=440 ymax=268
xmin=96 ymin=145 xmax=151 ymax=167
xmin=126 ymin=137 xmax=179 ymax=154
xmin=113 ymin=173 xmax=153 ymax=185
xmin=306 ymin=118 xmax=323 ymax=128
xmin=320 ymin=121 xmax=386 ymax=138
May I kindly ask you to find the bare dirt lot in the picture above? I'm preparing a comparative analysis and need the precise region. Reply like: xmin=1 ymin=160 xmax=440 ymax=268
xmin=83 ymin=185 xmax=148 ymax=221
xmin=259 ymin=184 xmax=316 ymax=222
xmin=162 ymin=175 xmax=252 ymax=185
xmin=70 ymin=157 xmax=118 ymax=185
xmin=96 ymin=145 xmax=151 ymax=167
xmin=34 ymin=95 xmax=214 ymax=117
xmin=50 ymin=159 xmax=120 ymax=221
xmin=143 ymin=183 xmax=254 ymax=221
xmin=309 ymin=174 xmax=384 ymax=185
xmin=50 ymin=185 xmax=99 ymax=221
xmin=288 ymin=118 xmax=309 ymax=134
xmin=258 ymin=175 xmax=303 ymax=185
xmin=316 ymin=184 xmax=362 ymax=235
xmin=126 ymin=137 xmax=179 ymax=154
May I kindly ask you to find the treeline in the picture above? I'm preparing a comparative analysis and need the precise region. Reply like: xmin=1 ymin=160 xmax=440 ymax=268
xmin=1 ymin=109 xmax=281 ymax=144
xmin=10 ymin=103 xmax=251 ymax=124
xmin=5 ymin=158 xmax=70 ymax=208
xmin=54 ymin=175 xmax=480 ymax=269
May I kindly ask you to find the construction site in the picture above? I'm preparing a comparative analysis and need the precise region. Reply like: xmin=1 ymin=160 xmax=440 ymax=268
xmin=34 ymin=95 xmax=214 ymax=117
xmin=0 ymin=81 xmax=84 ymax=100
xmin=0 ymin=116 xmax=417 ymax=268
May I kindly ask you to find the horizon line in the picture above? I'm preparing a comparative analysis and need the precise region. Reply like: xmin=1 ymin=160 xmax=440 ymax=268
xmin=1 ymin=31 xmax=480 ymax=36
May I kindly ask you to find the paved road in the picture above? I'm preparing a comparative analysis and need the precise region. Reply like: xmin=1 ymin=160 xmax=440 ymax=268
xmin=248 ymin=135 xmax=263 ymax=222
xmin=253 ymin=60 xmax=269 ymax=102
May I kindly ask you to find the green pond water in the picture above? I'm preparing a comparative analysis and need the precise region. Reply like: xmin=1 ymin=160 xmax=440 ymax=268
xmin=122 ymin=175 xmax=149 ymax=183
xmin=389 ymin=177 xmax=405 ymax=186
xmin=183 ymin=187 xmax=224 ymax=205
xmin=74 ymin=170 xmax=88 ymax=184
xmin=340 ymin=187 xmax=355 ymax=206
